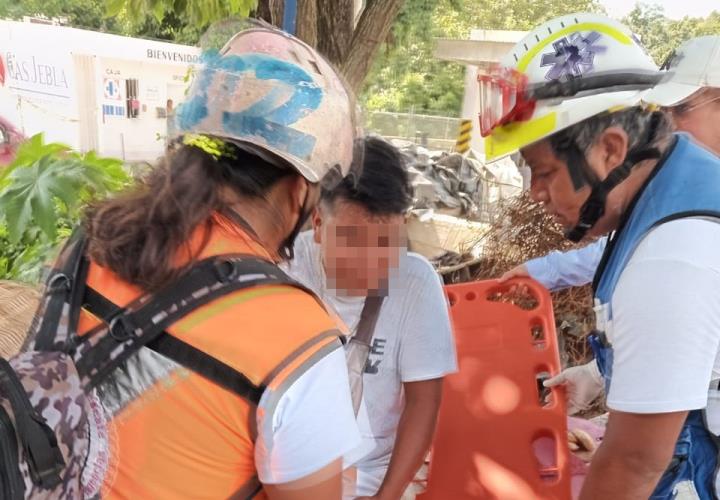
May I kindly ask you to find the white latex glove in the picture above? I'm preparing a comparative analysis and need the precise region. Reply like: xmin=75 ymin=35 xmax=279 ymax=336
xmin=544 ymin=360 xmax=604 ymax=415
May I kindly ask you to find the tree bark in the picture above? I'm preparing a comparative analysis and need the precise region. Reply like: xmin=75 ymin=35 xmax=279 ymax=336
xmin=341 ymin=0 xmax=406 ymax=92
xmin=296 ymin=0 xmax=318 ymax=48
xmin=256 ymin=0 xmax=403 ymax=93
xmin=315 ymin=0 xmax=355 ymax=66
xmin=255 ymin=0 xmax=285 ymax=27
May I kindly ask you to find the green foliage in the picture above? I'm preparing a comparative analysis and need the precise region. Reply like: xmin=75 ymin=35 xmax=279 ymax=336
xmin=624 ymin=3 xmax=720 ymax=65
xmin=105 ymin=0 xmax=257 ymax=31
xmin=0 ymin=135 xmax=130 ymax=282
xmin=360 ymin=0 xmax=464 ymax=115
xmin=0 ymin=0 xmax=203 ymax=45
xmin=0 ymin=0 xmax=120 ymax=31
xmin=117 ymin=9 xmax=204 ymax=44
xmin=361 ymin=0 xmax=605 ymax=117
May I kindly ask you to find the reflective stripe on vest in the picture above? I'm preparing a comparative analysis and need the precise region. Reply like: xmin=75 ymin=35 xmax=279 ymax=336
xmin=85 ymin=221 xmax=345 ymax=499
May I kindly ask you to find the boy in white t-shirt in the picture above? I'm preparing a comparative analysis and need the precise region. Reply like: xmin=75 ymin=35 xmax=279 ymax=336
xmin=284 ymin=136 xmax=457 ymax=499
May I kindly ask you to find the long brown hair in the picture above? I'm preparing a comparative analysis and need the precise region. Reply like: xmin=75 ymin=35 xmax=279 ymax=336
xmin=83 ymin=143 xmax=293 ymax=291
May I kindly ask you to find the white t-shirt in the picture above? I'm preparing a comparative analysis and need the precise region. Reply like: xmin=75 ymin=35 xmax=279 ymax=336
xmin=605 ymin=218 xmax=720 ymax=414
xmin=254 ymin=323 xmax=362 ymax=484
xmin=283 ymin=231 xmax=457 ymax=481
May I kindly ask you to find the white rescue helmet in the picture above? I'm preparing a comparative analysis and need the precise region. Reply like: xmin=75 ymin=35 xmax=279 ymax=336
xmin=480 ymin=13 xmax=660 ymax=161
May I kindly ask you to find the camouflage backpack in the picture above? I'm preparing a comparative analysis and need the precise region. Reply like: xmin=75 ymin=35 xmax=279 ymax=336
xmin=0 ymin=229 xmax=313 ymax=499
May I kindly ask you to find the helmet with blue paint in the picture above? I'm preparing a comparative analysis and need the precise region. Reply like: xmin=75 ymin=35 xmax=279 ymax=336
xmin=177 ymin=21 xmax=359 ymax=188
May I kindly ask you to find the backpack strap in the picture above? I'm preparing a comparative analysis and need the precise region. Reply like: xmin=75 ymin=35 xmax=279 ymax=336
xmin=32 ymin=228 xmax=88 ymax=351
xmin=353 ymin=295 xmax=385 ymax=346
xmin=82 ymin=287 xmax=265 ymax=404
xmin=73 ymin=254 xmax=320 ymax=390
xmin=0 ymin=358 xmax=65 ymax=489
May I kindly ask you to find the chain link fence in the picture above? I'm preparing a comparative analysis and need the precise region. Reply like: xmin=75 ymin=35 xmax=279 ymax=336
xmin=364 ymin=111 xmax=461 ymax=151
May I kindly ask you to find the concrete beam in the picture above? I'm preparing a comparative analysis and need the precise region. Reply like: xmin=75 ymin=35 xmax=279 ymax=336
xmin=434 ymin=29 xmax=525 ymax=67
xmin=468 ymin=29 xmax=526 ymax=43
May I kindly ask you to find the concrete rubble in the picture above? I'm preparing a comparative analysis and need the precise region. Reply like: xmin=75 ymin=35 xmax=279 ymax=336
xmin=393 ymin=140 xmax=523 ymax=261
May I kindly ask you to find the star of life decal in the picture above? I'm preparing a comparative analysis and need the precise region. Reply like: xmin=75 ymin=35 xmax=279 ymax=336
xmin=540 ymin=31 xmax=606 ymax=82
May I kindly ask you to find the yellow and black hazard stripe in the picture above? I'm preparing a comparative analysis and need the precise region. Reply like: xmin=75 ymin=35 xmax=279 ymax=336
xmin=455 ymin=119 xmax=472 ymax=154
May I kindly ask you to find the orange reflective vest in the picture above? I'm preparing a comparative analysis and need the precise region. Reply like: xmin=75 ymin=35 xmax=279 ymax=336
xmin=78 ymin=216 xmax=345 ymax=499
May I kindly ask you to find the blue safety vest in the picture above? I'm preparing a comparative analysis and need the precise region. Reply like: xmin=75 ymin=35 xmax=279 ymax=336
xmin=592 ymin=133 xmax=720 ymax=499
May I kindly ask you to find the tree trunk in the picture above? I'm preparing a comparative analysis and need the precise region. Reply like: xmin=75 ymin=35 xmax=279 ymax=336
xmin=256 ymin=0 xmax=403 ymax=93
xmin=296 ymin=0 xmax=318 ymax=48
xmin=315 ymin=0 xmax=355 ymax=66
xmin=256 ymin=0 xmax=285 ymax=27
xmin=341 ymin=0 xmax=406 ymax=92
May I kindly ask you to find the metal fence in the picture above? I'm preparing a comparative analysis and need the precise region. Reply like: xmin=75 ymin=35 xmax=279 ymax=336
xmin=364 ymin=111 xmax=461 ymax=151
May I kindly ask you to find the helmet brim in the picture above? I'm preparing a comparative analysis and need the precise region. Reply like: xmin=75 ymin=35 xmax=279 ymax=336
xmin=227 ymin=139 xmax=322 ymax=184
xmin=643 ymin=81 xmax=703 ymax=108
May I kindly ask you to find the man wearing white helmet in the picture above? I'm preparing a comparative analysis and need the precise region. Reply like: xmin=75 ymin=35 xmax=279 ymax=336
xmin=482 ymin=14 xmax=720 ymax=498
xmin=498 ymin=35 xmax=720 ymax=419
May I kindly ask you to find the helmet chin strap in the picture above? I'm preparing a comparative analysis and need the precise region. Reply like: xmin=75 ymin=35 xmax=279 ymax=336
xmin=564 ymin=110 xmax=664 ymax=243
xmin=555 ymin=136 xmax=600 ymax=191
xmin=278 ymin=184 xmax=314 ymax=261
xmin=565 ymin=147 xmax=660 ymax=242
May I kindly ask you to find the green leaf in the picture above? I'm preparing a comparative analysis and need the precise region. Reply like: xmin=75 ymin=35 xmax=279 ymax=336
xmin=173 ymin=0 xmax=189 ymax=15
xmin=0 ymin=256 xmax=9 ymax=279
xmin=48 ymin=173 xmax=85 ymax=212
xmin=0 ymin=137 xmax=120 ymax=245
xmin=29 ymin=170 xmax=57 ymax=240
xmin=150 ymin=0 xmax=166 ymax=22
xmin=80 ymin=151 xmax=128 ymax=181
xmin=81 ymin=161 xmax=129 ymax=193
xmin=122 ymin=0 xmax=145 ymax=23
xmin=0 ymin=185 xmax=34 ymax=244
xmin=11 ymin=240 xmax=52 ymax=283
xmin=1 ymin=133 xmax=72 ymax=185
xmin=105 ymin=0 xmax=127 ymax=18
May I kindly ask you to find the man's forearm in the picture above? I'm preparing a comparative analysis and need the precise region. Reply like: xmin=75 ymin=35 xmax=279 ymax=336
xmin=526 ymin=237 xmax=607 ymax=291
xmin=375 ymin=380 xmax=442 ymax=500
xmin=580 ymin=444 xmax=666 ymax=500
xmin=579 ymin=410 xmax=686 ymax=499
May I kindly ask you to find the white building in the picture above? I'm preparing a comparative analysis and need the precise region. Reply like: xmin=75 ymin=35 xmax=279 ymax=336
xmin=0 ymin=20 xmax=200 ymax=161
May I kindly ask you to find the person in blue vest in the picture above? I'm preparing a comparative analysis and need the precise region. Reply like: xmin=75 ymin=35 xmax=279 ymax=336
xmin=496 ymin=35 xmax=720 ymax=418
xmin=499 ymin=35 xmax=720 ymax=296
xmin=498 ymin=35 xmax=720 ymax=294
xmin=481 ymin=13 xmax=720 ymax=499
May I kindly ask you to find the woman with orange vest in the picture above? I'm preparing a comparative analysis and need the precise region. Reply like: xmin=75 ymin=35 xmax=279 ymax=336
xmin=75 ymin=21 xmax=362 ymax=499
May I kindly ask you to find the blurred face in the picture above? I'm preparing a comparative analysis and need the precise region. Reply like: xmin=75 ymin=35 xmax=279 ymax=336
xmin=669 ymin=88 xmax=720 ymax=156
xmin=312 ymin=200 xmax=406 ymax=297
